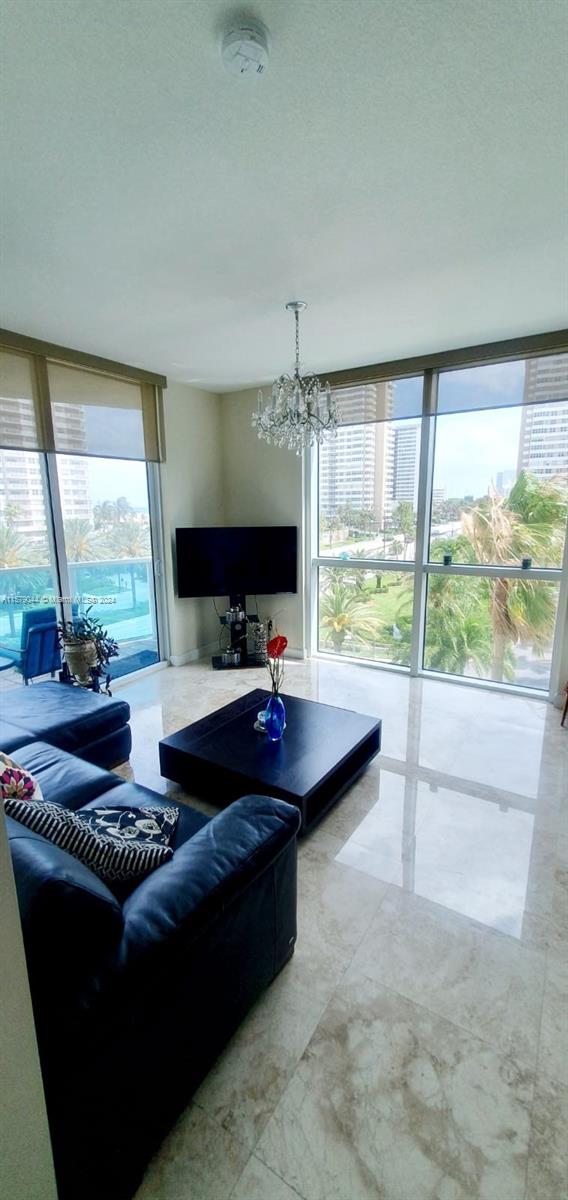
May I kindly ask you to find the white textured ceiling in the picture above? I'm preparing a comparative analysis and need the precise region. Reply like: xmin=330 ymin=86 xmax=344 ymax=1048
xmin=1 ymin=0 xmax=567 ymax=391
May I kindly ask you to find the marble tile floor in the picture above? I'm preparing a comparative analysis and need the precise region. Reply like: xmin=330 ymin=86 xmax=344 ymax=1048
xmin=119 ymin=658 xmax=568 ymax=1200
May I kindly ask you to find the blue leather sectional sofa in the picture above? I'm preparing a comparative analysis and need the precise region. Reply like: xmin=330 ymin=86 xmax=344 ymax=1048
xmin=4 ymin=684 xmax=301 ymax=1199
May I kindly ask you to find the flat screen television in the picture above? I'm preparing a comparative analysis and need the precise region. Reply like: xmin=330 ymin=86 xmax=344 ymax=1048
xmin=175 ymin=526 xmax=297 ymax=599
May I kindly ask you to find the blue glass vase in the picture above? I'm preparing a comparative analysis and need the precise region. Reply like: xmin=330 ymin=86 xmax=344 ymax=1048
xmin=265 ymin=692 xmax=286 ymax=742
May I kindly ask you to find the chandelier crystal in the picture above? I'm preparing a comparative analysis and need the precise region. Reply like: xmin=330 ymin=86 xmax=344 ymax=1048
xmin=252 ymin=302 xmax=338 ymax=454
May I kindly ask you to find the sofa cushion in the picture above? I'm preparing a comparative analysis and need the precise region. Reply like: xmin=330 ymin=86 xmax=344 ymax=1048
xmin=8 ymin=741 xmax=122 ymax=811
xmin=6 ymin=795 xmax=174 ymax=886
xmin=1 ymin=681 xmax=130 ymax=756
xmin=81 ymin=782 xmax=210 ymax=850
xmin=0 ymin=718 xmax=35 ymax=754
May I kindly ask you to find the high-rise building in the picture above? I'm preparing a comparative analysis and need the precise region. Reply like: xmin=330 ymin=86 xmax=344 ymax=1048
xmin=517 ymin=356 xmax=568 ymax=483
xmin=495 ymin=470 xmax=516 ymax=497
xmin=390 ymin=422 xmax=420 ymax=511
xmin=319 ymin=386 xmax=424 ymax=527
xmin=0 ymin=397 xmax=91 ymax=538
xmin=319 ymin=383 xmax=393 ymax=527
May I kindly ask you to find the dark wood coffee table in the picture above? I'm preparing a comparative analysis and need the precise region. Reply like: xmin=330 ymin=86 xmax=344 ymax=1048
xmin=159 ymin=688 xmax=381 ymax=833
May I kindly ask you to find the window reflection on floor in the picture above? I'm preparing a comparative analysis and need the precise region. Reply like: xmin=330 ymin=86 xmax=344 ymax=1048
xmin=335 ymin=772 xmax=535 ymax=938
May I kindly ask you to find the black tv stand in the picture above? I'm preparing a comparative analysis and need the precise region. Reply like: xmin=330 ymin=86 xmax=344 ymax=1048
xmin=211 ymin=594 xmax=264 ymax=671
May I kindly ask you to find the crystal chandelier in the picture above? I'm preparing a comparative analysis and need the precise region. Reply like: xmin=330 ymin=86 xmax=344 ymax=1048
xmin=252 ymin=301 xmax=338 ymax=454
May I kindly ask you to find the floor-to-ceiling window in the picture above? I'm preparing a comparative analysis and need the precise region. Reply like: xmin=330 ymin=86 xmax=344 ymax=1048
xmin=316 ymin=378 xmax=422 ymax=667
xmin=0 ymin=341 xmax=166 ymax=683
xmin=312 ymin=344 xmax=568 ymax=697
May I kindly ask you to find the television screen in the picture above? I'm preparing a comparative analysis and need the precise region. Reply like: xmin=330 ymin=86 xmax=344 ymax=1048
xmin=175 ymin=526 xmax=297 ymax=598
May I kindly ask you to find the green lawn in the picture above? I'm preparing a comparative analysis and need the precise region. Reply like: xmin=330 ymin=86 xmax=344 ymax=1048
xmin=318 ymin=570 xmax=413 ymax=665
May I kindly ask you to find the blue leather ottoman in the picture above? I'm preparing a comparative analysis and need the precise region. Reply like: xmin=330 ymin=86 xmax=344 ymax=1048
xmin=0 ymin=680 xmax=131 ymax=767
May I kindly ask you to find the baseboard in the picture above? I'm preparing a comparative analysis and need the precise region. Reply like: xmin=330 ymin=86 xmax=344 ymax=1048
xmin=169 ymin=643 xmax=306 ymax=667
xmin=111 ymin=660 xmax=169 ymax=690
xmin=169 ymin=641 xmax=218 ymax=667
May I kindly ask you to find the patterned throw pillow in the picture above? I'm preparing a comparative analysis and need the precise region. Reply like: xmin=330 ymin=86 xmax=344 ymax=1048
xmin=0 ymin=751 xmax=43 ymax=803
xmin=80 ymin=806 xmax=179 ymax=847
xmin=4 ymin=796 xmax=179 ymax=886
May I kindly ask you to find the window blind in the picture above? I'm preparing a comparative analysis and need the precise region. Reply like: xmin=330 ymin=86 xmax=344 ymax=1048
xmin=334 ymin=376 xmax=423 ymax=426
xmin=332 ymin=355 xmax=568 ymax=426
xmin=436 ymin=355 xmax=568 ymax=417
xmin=47 ymin=362 xmax=162 ymax=461
xmin=0 ymin=347 xmax=164 ymax=461
xmin=0 ymin=350 xmax=41 ymax=451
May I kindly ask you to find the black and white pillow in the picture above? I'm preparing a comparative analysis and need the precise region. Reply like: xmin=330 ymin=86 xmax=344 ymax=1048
xmin=4 ymin=797 xmax=179 ymax=886
xmin=81 ymin=806 xmax=179 ymax=848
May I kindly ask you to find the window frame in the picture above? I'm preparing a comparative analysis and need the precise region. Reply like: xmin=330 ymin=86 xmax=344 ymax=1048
xmin=308 ymin=334 xmax=568 ymax=702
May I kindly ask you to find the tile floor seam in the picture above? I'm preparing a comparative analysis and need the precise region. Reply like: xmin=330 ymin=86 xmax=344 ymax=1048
xmin=535 ymin=947 xmax=566 ymax=1091
xmin=197 ymin=990 xmax=338 ymax=1156
xmin=344 ymin=962 xmax=542 ymax=1082
xmin=228 ymin=1155 xmax=309 ymax=1200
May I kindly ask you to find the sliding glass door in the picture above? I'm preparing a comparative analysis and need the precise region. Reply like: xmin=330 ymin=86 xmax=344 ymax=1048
xmin=0 ymin=344 xmax=164 ymax=683
xmin=312 ymin=352 xmax=568 ymax=696
xmin=56 ymin=455 xmax=160 ymax=677
xmin=0 ymin=449 xmax=61 ymax=678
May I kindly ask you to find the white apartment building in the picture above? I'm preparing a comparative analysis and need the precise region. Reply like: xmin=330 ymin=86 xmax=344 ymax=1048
xmin=390 ymin=422 xmax=420 ymax=511
xmin=517 ymin=356 xmax=568 ymax=482
xmin=0 ymin=397 xmax=91 ymax=539
xmin=319 ymin=383 xmax=393 ymax=527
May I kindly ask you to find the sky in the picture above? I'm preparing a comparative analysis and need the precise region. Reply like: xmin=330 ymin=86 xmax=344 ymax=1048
xmin=77 ymin=360 xmax=527 ymax=510
xmin=395 ymin=360 xmax=525 ymax=498
xmin=79 ymin=407 xmax=150 ymax=509
xmin=433 ymin=406 xmax=521 ymax=498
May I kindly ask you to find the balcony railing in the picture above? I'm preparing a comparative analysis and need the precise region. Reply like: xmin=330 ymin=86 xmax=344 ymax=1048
xmin=0 ymin=556 xmax=158 ymax=676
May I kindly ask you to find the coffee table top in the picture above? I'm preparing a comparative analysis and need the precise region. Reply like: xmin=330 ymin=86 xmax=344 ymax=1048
xmin=160 ymin=688 xmax=381 ymax=802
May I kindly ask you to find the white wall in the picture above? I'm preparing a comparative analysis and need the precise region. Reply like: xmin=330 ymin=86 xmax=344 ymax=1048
xmin=0 ymin=813 xmax=57 ymax=1200
xmin=220 ymin=389 xmax=305 ymax=656
xmin=160 ymin=382 xmax=224 ymax=663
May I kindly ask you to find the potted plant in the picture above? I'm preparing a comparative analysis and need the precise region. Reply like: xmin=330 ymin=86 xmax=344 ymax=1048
xmin=57 ymin=606 xmax=119 ymax=688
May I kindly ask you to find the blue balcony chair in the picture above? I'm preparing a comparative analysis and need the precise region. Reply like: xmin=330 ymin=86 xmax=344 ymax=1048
xmin=0 ymin=606 xmax=61 ymax=685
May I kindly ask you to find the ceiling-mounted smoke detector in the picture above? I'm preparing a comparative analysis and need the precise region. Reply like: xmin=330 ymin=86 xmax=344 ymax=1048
xmin=221 ymin=18 xmax=270 ymax=78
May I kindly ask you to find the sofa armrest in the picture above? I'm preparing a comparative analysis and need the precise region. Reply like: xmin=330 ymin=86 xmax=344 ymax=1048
xmin=121 ymin=794 xmax=300 ymax=960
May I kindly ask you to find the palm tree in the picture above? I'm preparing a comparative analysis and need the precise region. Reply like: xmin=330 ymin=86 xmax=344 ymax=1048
xmin=115 ymin=496 xmax=133 ymax=523
xmin=319 ymin=572 xmax=381 ymax=654
xmin=0 ymin=524 xmax=36 ymax=568
xmin=105 ymin=520 xmax=151 ymax=609
xmin=93 ymin=500 xmax=117 ymax=530
xmin=391 ymin=501 xmax=415 ymax=559
xmin=64 ymin=519 xmax=99 ymax=563
xmin=424 ymin=574 xmax=496 ymax=677
xmin=461 ymin=473 xmax=567 ymax=680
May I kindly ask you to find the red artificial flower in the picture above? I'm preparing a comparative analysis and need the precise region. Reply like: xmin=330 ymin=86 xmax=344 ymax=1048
xmin=267 ymin=635 xmax=287 ymax=659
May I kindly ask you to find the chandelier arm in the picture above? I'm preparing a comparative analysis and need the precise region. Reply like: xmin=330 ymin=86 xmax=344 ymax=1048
xmin=252 ymin=302 xmax=338 ymax=451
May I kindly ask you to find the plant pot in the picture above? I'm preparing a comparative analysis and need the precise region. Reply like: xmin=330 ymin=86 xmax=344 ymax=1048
xmin=63 ymin=639 xmax=98 ymax=686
